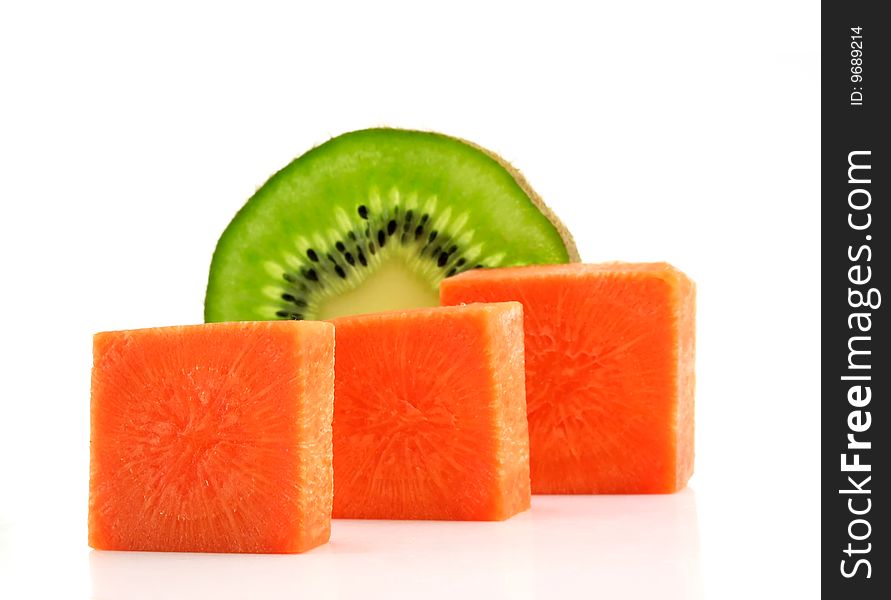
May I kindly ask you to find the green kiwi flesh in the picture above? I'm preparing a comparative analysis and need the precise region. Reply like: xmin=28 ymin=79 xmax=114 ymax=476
xmin=205 ymin=128 xmax=578 ymax=322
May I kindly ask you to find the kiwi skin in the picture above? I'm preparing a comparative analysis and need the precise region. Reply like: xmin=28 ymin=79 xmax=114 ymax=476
xmin=454 ymin=135 xmax=580 ymax=262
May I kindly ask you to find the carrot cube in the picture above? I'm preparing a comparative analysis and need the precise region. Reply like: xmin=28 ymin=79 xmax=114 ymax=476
xmin=441 ymin=263 xmax=695 ymax=494
xmin=330 ymin=302 xmax=530 ymax=520
xmin=89 ymin=321 xmax=334 ymax=553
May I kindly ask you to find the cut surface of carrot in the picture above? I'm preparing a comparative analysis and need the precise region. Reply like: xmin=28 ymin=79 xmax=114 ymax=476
xmin=441 ymin=263 xmax=695 ymax=494
xmin=89 ymin=321 xmax=334 ymax=553
xmin=330 ymin=302 xmax=530 ymax=520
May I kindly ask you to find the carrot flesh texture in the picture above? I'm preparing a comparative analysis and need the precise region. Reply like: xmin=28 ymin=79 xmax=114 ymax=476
xmin=89 ymin=321 xmax=334 ymax=553
xmin=330 ymin=303 xmax=530 ymax=520
xmin=441 ymin=263 xmax=695 ymax=494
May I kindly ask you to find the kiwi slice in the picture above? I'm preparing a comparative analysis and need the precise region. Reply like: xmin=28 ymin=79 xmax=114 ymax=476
xmin=205 ymin=128 xmax=578 ymax=322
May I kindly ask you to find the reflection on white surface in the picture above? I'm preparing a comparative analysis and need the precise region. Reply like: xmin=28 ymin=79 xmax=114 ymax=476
xmin=90 ymin=489 xmax=701 ymax=600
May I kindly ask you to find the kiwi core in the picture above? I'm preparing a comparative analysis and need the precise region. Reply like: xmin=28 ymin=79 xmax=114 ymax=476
xmin=316 ymin=256 xmax=439 ymax=319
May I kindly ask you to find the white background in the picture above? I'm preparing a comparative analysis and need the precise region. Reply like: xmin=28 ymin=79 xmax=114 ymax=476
xmin=0 ymin=1 xmax=820 ymax=598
